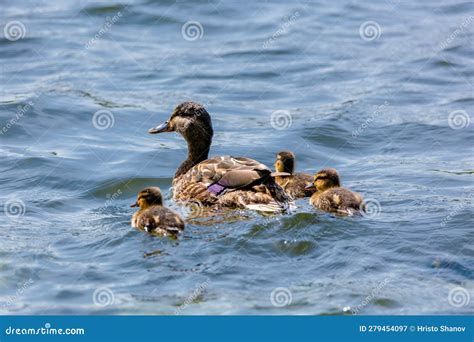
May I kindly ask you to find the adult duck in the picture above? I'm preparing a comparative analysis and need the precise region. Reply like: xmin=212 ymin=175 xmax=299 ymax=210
xmin=148 ymin=102 xmax=289 ymax=210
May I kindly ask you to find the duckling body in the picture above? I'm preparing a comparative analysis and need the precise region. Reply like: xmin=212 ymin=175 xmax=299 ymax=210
xmin=131 ymin=187 xmax=185 ymax=236
xmin=309 ymin=168 xmax=364 ymax=214
xmin=310 ymin=187 xmax=363 ymax=214
xmin=148 ymin=102 xmax=289 ymax=210
xmin=275 ymin=172 xmax=314 ymax=199
xmin=273 ymin=151 xmax=315 ymax=199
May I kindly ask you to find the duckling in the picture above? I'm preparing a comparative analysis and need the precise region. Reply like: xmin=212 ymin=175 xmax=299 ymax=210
xmin=273 ymin=151 xmax=315 ymax=199
xmin=308 ymin=168 xmax=364 ymax=215
xmin=131 ymin=187 xmax=185 ymax=236
xmin=148 ymin=102 xmax=290 ymax=211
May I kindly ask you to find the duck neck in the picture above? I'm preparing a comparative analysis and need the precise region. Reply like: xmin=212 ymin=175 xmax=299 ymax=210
xmin=175 ymin=138 xmax=211 ymax=178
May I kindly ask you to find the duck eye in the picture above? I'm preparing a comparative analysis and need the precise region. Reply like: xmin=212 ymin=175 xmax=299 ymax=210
xmin=176 ymin=110 xmax=194 ymax=118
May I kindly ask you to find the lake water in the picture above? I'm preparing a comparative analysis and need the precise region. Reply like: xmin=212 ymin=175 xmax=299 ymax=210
xmin=0 ymin=0 xmax=473 ymax=315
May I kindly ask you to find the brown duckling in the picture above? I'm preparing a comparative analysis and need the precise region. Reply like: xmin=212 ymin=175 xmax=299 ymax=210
xmin=273 ymin=151 xmax=315 ymax=199
xmin=308 ymin=168 xmax=364 ymax=215
xmin=131 ymin=187 xmax=185 ymax=236
xmin=147 ymin=102 xmax=290 ymax=211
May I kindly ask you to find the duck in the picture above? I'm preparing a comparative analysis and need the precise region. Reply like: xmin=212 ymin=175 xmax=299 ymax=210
xmin=131 ymin=187 xmax=185 ymax=236
xmin=308 ymin=168 xmax=364 ymax=215
xmin=273 ymin=151 xmax=316 ymax=199
xmin=148 ymin=101 xmax=290 ymax=211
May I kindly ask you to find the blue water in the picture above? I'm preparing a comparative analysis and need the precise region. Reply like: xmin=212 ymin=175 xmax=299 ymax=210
xmin=0 ymin=0 xmax=473 ymax=315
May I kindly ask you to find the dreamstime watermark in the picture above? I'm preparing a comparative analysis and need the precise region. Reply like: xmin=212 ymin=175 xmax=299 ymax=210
xmin=352 ymin=101 xmax=389 ymax=138
xmin=174 ymin=280 xmax=209 ymax=314
xmin=4 ymin=20 xmax=26 ymax=41
xmin=85 ymin=11 xmax=123 ymax=49
xmin=0 ymin=100 xmax=35 ymax=135
xmin=181 ymin=21 xmax=204 ymax=41
xmin=1 ymin=279 xmax=34 ymax=311
xmin=92 ymin=109 xmax=115 ymax=130
xmin=409 ymin=199 xmax=423 ymax=208
xmin=4 ymin=198 xmax=26 ymax=221
xmin=361 ymin=198 xmax=382 ymax=218
xmin=85 ymin=189 xmax=122 ymax=226
xmin=92 ymin=287 xmax=114 ymax=307
xmin=359 ymin=21 xmax=381 ymax=41
xmin=448 ymin=286 xmax=470 ymax=308
xmin=270 ymin=287 xmax=292 ymax=307
xmin=351 ymin=278 xmax=389 ymax=314
xmin=440 ymin=192 xmax=473 ymax=227
xmin=100 ymin=189 xmax=123 ymax=214
xmin=448 ymin=110 xmax=470 ymax=130
xmin=262 ymin=11 xmax=300 ymax=49
xmin=270 ymin=110 xmax=292 ymax=130
xmin=439 ymin=15 xmax=474 ymax=50
xmin=5 ymin=323 xmax=85 ymax=336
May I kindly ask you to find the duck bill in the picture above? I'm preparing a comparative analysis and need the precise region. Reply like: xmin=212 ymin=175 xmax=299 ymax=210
xmin=130 ymin=202 xmax=138 ymax=208
xmin=148 ymin=121 xmax=170 ymax=134
xmin=305 ymin=184 xmax=317 ymax=191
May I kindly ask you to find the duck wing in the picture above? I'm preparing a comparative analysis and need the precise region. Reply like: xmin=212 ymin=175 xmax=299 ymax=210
xmin=173 ymin=156 xmax=289 ymax=207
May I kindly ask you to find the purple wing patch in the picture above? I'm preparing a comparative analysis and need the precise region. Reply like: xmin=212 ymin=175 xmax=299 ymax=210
xmin=207 ymin=183 xmax=226 ymax=195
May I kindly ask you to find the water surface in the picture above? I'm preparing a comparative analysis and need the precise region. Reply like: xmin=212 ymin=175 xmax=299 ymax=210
xmin=0 ymin=0 xmax=473 ymax=314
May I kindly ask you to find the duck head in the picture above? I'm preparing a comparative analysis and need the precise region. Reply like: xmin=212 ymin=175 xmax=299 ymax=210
xmin=148 ymin=101 xmax=213 ymax=146
xmin=131 ymin=187 xmax=163 ymax=209
xmin=148 ymin=102 xmax=214 ymax=177
xmin=274 ymin=151 xmax=295 ymax=174
xmin=310 ymin=168 xmax=341 ymax=192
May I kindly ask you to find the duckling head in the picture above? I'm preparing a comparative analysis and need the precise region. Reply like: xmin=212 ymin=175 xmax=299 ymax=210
xmin=312 ymin=168 xmax=341 ymax=191
xmin=148 ymin=101 xmax=213 ymax=150
xmin=274 ymin=151 xmax=295 ymax=174
xmin=131 ymin=187 xmax=163 ymax=209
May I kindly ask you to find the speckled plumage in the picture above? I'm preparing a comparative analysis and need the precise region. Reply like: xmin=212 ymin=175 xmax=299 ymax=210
xmin=273 ymin=151 xmax=315 ymax=199
xmin=309 ymin=168 xmax=364 ymax=214
xmin=275 ymin=172 xmax=314 ymax=199
xmin=310 ymin=187 xmax=363 ymax=214
xmin=132 ymin=206 xmax=185 ymax=236
xmin=148 ymin=102 xmax=290 ymax=210
xmin=131 ymin=187 xmax=185 ymax=236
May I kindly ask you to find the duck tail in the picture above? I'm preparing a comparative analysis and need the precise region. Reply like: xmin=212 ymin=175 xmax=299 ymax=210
xmin=265 ymin=177 xmax=291 ymax=210
xmin=245 ymin=202 xmax=284 ymax=213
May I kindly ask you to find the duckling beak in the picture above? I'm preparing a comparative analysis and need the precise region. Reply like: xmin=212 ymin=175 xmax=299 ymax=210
xmin=148 ymin=121 xmax=170 ymax=134
xmin=305 ymin=184 xmax=317 ymax=191
xmin=130 ymin=202 xmax=138 ymax=208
